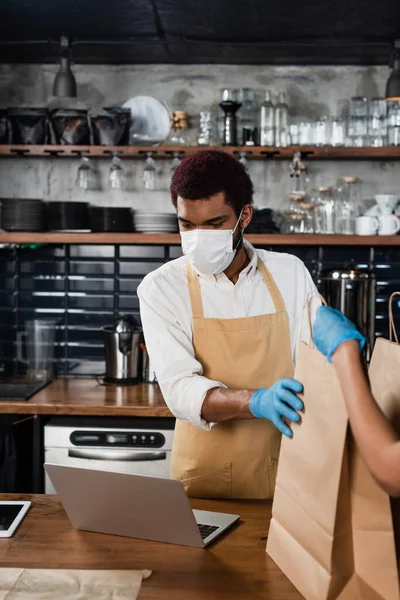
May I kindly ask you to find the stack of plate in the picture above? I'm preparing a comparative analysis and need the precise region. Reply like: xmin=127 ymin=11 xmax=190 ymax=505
xmin=89 ymin=206 xmax=134 ymax=232
xmin=46 ymin=202 xmax=89 ymax=232
xmin=133 ymin=212 xmax=178 ymax=233
xmin=1 ymin=198 xmax=45 ymax=231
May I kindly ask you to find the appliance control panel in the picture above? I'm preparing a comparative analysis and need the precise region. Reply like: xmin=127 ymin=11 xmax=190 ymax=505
xmin=70 ymin=431 xmax=166 ymax=448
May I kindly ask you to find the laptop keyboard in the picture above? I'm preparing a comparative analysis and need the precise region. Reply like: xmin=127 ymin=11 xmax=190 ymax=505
xmin=197 ymin=523 xmax=219 ymax=540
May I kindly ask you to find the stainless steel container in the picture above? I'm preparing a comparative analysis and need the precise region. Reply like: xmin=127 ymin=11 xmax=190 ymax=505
xmin=318 ymin=267 xmax=376 ymax=361
xmin=103 ymin=315 xmax=141 ymax=384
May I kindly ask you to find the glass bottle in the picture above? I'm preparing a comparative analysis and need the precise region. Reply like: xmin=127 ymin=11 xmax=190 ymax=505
xmin=260 ymin=91 xmax=275 ymax=146
xmin=275 ymin=91 xmax=289 ymax=147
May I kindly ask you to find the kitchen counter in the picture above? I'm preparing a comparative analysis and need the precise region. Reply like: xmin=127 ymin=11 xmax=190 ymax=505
xmin=0 ymin=494 xmax=301 ymax=600
xmin=0 ymin=379 xmax=172 ymax=417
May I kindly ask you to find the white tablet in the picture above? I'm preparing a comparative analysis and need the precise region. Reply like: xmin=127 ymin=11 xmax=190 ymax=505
xmin=0 ymin=501 xmax=31 ymax=537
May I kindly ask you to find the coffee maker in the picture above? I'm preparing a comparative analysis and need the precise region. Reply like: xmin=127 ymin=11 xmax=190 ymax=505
xmin=103 ymin=315 xmax=141 ymax=384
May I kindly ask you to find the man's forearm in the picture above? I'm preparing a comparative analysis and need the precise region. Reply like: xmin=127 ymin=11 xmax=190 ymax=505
xmin=333 ymin=340 xmax=400 ymax=495
xmin=201 ymin=387 xmax=255 ymax=423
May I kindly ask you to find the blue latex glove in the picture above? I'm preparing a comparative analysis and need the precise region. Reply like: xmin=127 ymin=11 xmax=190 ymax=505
xmin=312 ymin=305 xmax=366 ymax=363
xmin=249 ymin=378 xmax=304 ymax=438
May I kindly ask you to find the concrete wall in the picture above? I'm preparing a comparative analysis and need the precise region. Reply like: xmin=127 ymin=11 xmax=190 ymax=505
xmin=0 ymin=63 xmax=398 ymax=213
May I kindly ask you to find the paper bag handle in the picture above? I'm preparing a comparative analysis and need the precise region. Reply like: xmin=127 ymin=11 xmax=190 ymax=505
xmin=306 ymin=293 xmax=327 ymax=346
xmin=389 ymin=292 xmax=400 ymax=343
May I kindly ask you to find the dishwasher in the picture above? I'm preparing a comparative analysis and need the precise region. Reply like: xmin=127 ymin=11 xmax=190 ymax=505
xmin=44 ymin=416 xmax=175 ymax=494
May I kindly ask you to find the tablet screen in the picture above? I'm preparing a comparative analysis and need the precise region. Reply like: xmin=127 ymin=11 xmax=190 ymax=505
xmin=0 ymin=504 xmax=24 ymax=531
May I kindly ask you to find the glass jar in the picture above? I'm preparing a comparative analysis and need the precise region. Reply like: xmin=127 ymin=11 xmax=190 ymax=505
xmin=312 ymin=186 xmax=335 ymax=234
xmin=333 ymin=177 xmax=363 ymax=234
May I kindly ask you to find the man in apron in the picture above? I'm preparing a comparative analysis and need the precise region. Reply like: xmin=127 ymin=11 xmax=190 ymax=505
xmin=138 ymin=150 xmax=319 ymax=499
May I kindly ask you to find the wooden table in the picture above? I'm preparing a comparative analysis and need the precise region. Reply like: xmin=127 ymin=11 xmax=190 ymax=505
xmin=0 ymin=379 xmax=172 ymax=417
xmin=0 ymin=494 xmax=301 ymax=600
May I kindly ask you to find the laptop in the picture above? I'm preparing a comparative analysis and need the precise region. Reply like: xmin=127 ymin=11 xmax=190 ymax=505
xmin=44 ymin=463 xmax=240 ymax=548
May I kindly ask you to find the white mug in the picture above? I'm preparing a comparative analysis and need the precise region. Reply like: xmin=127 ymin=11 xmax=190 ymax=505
xmin=374 ymin=194 xmax=400 ymax=215
xmin=356 ymin=216 xmax=378 ymax=236
xmin=378 ymin=214 xmax=400 ymax=236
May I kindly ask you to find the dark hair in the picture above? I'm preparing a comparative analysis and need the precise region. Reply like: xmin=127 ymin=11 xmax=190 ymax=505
xmin=170 ymin=150 xmax=254 ymax=216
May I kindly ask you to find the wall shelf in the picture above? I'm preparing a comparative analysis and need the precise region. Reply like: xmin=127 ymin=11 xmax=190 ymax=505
xmin=0 ymin=145 xmax=399 ymax=160
xmin=0 ymin=232 xmax=399 ymax=246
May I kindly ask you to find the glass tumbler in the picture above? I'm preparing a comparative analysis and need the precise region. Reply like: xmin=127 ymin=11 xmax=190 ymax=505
xmin=368 ymin=98 xmax=387 ymax=147
xmin=388 ymin=101 xmax=400 ymax=146
xmin=347 ymin=97 xmax=369 ymax=147
xmin=331 ymin=118 xmax=346 ymax=147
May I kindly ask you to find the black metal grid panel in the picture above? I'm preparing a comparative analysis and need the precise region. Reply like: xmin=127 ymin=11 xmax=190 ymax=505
xmin=0 ymin=242 xmax=398 ymax=377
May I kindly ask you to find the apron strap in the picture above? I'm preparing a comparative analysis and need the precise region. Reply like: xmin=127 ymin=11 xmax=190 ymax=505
xmin=257 ymin=258 xmax=286 ymax=313
xmin=186 ymin=261 xmax=205 ymax=322
xmin=187 ymin=257 xmax=288 ymax=319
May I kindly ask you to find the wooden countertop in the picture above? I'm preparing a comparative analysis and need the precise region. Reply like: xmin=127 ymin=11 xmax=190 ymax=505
xmin=0 ymin=379 xmax=173 ymax=417
xmin=0 ymin=494 xmax=301 ymax=600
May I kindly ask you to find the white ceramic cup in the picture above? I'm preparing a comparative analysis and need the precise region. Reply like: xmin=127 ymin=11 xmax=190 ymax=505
xmin=356 ymin=216 xmax=379 ymax=235
xmin=374 ymin=194 xmax=400 ymax=215
xmin=378 ymin=214 xmax=400 ymax=236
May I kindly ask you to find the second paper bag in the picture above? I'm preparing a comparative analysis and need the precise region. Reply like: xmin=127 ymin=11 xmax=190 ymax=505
xmin=267 ymin=334 xmax=399 ymax=599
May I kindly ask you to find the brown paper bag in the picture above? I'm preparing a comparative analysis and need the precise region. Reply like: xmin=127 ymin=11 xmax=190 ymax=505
xmin=266 ymin=298 xmax=399 ymax=600
xmin=369 ymin=292 xmax=400 ymax=564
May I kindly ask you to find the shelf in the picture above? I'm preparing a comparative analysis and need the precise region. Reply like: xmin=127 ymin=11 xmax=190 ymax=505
xmin=0 ymin=145 xmax=399 ymax=160
xmin=0 ymin=232 xmax=399 ymax=246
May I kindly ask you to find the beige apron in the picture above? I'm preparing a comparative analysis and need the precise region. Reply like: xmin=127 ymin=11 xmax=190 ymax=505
xmin=170 ymin=257 xmax=294 ymax=499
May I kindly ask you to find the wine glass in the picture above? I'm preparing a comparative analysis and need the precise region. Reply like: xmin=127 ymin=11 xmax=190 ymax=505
xmin=76 ymin=156 xmax=95 ymax=190
xmin=108 ymin=153 xmax=124 ymax=190
xmin=143 ymin=152 xmax=156 ymax=190
xmin=170 ymin=152 xmax=181 ymax=181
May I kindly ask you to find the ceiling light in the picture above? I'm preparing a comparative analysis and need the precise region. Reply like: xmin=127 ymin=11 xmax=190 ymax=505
xmin=52 ymin=36 xmax=77 ymax=98
xmin=386 ymin=39 xmax=400 ymax=101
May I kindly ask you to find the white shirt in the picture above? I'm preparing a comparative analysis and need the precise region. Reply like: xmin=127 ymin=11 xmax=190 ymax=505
xmin=138 ymin=241 xmax=319 ymax=430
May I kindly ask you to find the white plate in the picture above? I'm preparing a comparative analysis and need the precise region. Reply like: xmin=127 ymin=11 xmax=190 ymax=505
xmin=122 ymin=96 xmax=170 ymax=145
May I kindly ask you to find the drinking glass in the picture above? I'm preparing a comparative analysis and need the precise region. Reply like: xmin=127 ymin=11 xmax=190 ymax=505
xmin=347 ymin=97 xmax=368 ymax=147
xmin=298 ymin=121 xmax=314 ymax=145
xmin=368 ymin=98 xmax=387 ymax=147
xmin=108 ymin=154 xmax=124 ymax=190
xmin=76 ymin=156 xmax=95 ymax=190
xmin=143 ymin=152 xmax=156 ymax=190
xmin=388 ymin=101 xmax=400 ymax=146
xmin=197 ymin=110 xmax=217 ymax=146
xmin=314 ymin=117 xmax=331 ymax=146
xmin=289 ymin=123 xmax=300 ymax=146
xmin=330 ymin=118 xmax=346 ymax=146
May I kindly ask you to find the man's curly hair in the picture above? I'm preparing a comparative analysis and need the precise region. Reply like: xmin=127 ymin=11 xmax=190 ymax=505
xmin=170 ymin=150 xmax=254 ymax=216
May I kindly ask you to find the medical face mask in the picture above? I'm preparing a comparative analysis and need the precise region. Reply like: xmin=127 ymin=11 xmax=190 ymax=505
xmin=180 ymin=211 xmax=243 ymax=275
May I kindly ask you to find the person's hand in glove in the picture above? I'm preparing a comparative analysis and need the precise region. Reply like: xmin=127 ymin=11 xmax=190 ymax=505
xmin=249 ymin=378 xmax=304 ymax=438
xmin=313 ymin=305 xmax=366 ymax=363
